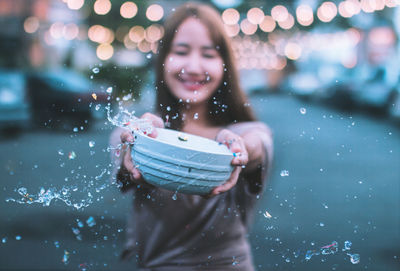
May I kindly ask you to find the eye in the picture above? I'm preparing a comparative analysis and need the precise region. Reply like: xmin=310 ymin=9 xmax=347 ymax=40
xmin=172 ymin=49 xmax=189 ymax=56
xmin=202 ymin=49 xmax=219 ymax=59
xmin=203 ymin=53 xmax=215 ymax=58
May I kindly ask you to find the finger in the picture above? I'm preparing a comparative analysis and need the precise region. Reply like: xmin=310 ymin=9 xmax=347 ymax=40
xmin=131 ymin=167 xmax=142 ymax=180
xmin=231 ymin=139 xmax=248 ymax=166
xmin=120 ymin=131 xmax=134 ymax=144
xmin=211 ymin=166 xmax=242 ymax=195
xmin=141 ymin=113 xmax=164 ymax=138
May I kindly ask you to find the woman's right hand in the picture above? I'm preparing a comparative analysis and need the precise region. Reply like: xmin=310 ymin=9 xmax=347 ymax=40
xmin=119 ymin=112 xmax=164 ymax=186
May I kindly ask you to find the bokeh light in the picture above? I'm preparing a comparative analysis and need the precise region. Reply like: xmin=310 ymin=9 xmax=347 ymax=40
xmin=129 ymin=26 xmax=145 ymax=43
xmin=120 ymin=1 xmax=138 ymax=19
xmin=277 ymin=13 xmax=295 ymax=29
xmin=94 ymin=0 xmax=111 ymax=15
xmin=247 ymin=7 xmax=264 ymax=24
xmin=67 ymin=0 xmax=84 ymax=10
xmin=50 ymin=22 xmax=64 ymax=39
xmin=259 ymin=15 xmax=276 ymax=32
xmin=145 ymin=24 xmax=163 ymax=42
xmin=224 ymin=24 xmax=240 ymax=37
xmin=296 ymin=5 xmax=314 ymax=26
xmin=240 ymin=19 xmax=257 ymax=35
xmin=284 ymin=42 xmax=302 ymax=60
xmin=222 ymin=8 xmax=240 ymax=25
xmin=123 ymin=34 xmax=137 ymax=50
xmin=24 ymin=16 xmax=40 ymax=34
xmin=96 ymin=43 xmax=114 ymax=60
xmin=317 ymin=2 xmax=338 ymax=22
xmin=386 ymin=0 xmax=398 ymax=8
xmin=138 ymin=40 xmax=151 ymax=52
xmin=146 ymin=4 xmax=164 ymax=22
xmin=271 ymin=5 xmax=289 ymax=22
xmin=88 ymin=25 xmax=114 ymax=44
xmin=63 ymin=23 xmax=79 ymax=40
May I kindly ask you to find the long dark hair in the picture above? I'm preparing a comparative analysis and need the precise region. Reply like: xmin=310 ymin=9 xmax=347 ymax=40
xmin=155 ymin=2 xmax=256 ymax=130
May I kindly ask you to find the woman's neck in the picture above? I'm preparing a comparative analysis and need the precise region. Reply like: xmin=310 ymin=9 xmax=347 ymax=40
xmin=181 ymin=102 xmax=220 ymax=139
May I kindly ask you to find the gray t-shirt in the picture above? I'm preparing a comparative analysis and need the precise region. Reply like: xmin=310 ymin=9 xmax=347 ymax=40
xmin=110 ymin=122 xmax=273 ymax=270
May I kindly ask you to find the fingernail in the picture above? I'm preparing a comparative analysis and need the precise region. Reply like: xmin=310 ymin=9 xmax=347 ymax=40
xmin=233 ymin=152 xmax=241 ymax=157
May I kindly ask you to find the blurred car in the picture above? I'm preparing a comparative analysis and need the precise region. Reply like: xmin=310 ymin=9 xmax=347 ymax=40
xmin=26 ymin=69 xmax=108 ymax=129
xmin=0 ymin=70 xmax=30 ymax=131
xmin=388 ymin=85 xmax=400 ymax=121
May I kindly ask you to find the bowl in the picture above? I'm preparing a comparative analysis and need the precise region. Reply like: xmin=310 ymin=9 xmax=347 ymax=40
xmin=131 ymin=128 xmax=233 ymax=194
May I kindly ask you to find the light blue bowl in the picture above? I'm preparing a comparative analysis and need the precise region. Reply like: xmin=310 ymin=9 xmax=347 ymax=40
xmin=131 ymin=128 xmax=233 ymax=195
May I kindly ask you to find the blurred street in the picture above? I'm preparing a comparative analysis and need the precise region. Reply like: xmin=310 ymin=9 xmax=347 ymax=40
xmin=0 ymin=92 xmax=399 ymax=271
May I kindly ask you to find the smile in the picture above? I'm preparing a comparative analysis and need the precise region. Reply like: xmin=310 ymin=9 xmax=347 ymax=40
xmin=177 ymin=76 xmax=207 ymax=91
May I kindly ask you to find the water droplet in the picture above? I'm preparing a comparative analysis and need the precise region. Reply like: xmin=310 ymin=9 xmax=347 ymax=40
xmin=86 ymin=216 xmax=96 ymax=227
xmin=194 ymin=113 xmax=198 ymax=120
xmin=305 ymin=250 xmax=314 ymax=260
xmin=95 ymin=104 xmax=101 ymax=111
xmin=172 ymin=193 xmax=177 ymax=200
xmin=343 ymin=240 xmax=352 ymax=250
xmin=166 ymin=106 xmax=171 ymax=111
xmin=280 ymin=170 xmax=289 ymax=177
xmin=76 ymin=219 xmax=84 ymax=228
xmin=300 ymin=108 xmax=307 ymax=114
xmin=58 ymin=149 xmax=64 ymax=156
xmin=319 ymin=222 xmax=325 ymax=227
xmin=89 ymin=141 xmax=95 ymax=148
xmin=15 ymin=235 xmax=21 ymax=241
xmin=62 ymin=250 xmax=70 ymax=265
xmin=54 ymin=241 xmax=60 ymax=248
xmin=146 ymin=53 xmax=152 ymax=59
xmin=2 ymin=237 xmax=7 ymax=243
xmin=68 ymin=151 xmax=76 ymax=160
xmin=106 ymin=87 xmax=113 ymax=94
xmin=347 ymin=253 xmax=360 ymax=264
xmin=285 ymin=257 xmax=291 ymax=263
xmin=263 ymin=210 xmax=272 ymax=219
xmin=73 ymin=127 xmax=78 ymax=133
xmin=92 ymin=67 xmax=99 ymax=73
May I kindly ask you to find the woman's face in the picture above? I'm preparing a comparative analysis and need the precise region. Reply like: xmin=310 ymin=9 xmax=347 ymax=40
xmin=163 ymin=18 xmax=224 ymax=105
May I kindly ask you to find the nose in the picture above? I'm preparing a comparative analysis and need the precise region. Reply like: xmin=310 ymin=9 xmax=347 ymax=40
xmin=184 ymin=52 xmax=203 ymax=75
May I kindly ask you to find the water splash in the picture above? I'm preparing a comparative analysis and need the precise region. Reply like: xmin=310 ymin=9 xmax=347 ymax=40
xmin=347 ymin=253 xmax=360 ymax=264
xmin=305 ymin=240 xmax=359 ymax=264
xmin=280 ymin=170 xmax=289 ymax=177
xmin=62 ymin=250 xmax=70 ymax=265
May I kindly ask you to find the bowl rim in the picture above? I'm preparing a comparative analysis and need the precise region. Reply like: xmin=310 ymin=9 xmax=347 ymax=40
xmin=134 ymin=128 xmax=233 ymax=157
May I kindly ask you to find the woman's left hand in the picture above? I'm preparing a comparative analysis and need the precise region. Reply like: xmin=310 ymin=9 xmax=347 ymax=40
xmin=210 ymin=129 xmax=248 ymax=196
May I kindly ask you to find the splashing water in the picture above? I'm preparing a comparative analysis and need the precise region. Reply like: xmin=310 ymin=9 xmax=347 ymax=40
xmin=347 ymin=253 xmax=360 ymax=264
xmin=6 ymin=95 xmax=154 ymax=210
xmin=86 ymin=216 xmax=96 ymax=227
xmin=62 ymin=250 xmax=70 ymax=265
xmin=305 ymin=240 xmax=359 ymax=264
xmin=343 ymin=240 xmax=352 ymax=251
xmin=280 ymin=170 xmax=289 ymax=177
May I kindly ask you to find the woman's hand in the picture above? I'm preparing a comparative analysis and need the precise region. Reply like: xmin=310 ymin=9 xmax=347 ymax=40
xmin=209 ymin=129 xmax=249 ymax=196
xmin=118 ymin=113 xmax=164 ymax=186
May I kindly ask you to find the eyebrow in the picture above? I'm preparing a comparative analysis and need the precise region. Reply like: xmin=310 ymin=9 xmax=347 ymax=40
xmin=173 ymin=43 xmax=216 ymax=50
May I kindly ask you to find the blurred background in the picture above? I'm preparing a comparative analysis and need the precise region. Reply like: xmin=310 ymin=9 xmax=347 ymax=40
xmin=0 ymin=0 xmax=399 ymax=270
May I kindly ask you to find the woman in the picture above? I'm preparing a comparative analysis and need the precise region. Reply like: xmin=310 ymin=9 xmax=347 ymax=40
xmin=110 ymin=2 xmax=273 ymax=270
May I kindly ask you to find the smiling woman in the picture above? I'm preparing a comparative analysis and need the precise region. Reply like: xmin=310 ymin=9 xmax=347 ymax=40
xmin=110 ymin=2 xmax=273 ymax=270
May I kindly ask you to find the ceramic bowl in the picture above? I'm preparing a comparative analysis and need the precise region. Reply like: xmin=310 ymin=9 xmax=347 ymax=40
xmin=131 ymin=128 xmax=233 ymax=194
